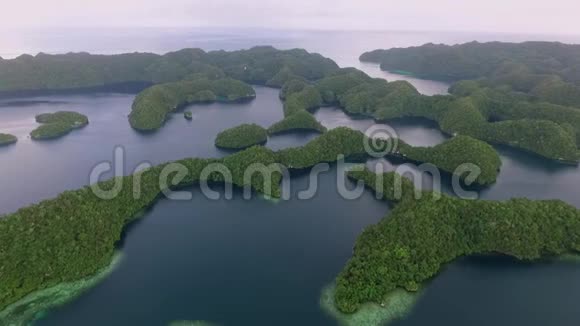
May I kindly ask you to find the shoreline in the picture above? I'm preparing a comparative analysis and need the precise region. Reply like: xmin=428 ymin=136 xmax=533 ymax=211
xmin=0 ymin=252 xmax=123 ymax=326
xmin=320 ymin=283 xmax=421 ymax=326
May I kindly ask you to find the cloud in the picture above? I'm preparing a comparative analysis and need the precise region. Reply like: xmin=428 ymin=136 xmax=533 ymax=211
xmin=1 ymin=0 xmax=579 ymax=35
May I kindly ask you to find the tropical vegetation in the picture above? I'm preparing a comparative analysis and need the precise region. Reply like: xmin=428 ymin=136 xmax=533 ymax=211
xmin=282 ymin=85 xmax=324 ymax=116
xmin=318 ymin=76 xmax=580 ymax=162
xmin=4 ymin=46 xmax=579 ymax=162
xmin=0 ymin=126 xmax=505 ymax=313
xmin=0 ymin=145 xmax=282 ymax=312
xmin=214 ymin=123 xmax=268 ymax=149
xmin=398 ymin=135 xmax=501 ymax=185
xmin=0 ymin=133 xmax=17 ymax=146
xmin=360 ymin=41 xmax=580 ymax=108
xmin=276 ymin=127 xmax=501 ymax=185
xmin=334 ymin=168 xmax=580 ymax=314
xmin=0 ymin=47 xmax=338 ymax=93
xmin=267 ymin=111 xmax=326 ymax=135
xmin=30 ymin=111 xmax=89 ymax=140
xmin=356 ymin=42 xmax=580 ymax=161
xmin=130 ymin=77 xmax=255 ymax=131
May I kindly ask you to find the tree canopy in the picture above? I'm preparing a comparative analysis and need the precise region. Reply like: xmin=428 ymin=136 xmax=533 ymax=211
xmin=335 ymin=168 xmax=580 ymax=313
xmin=0 ymin=127 xmax=502 ymax=313
xmin=129 ymin=78 xmax=255 ymax=131
xmin=215 ymin=123 xmax=268 ymax=149
xmin=361 ymin=41 xmax=580 ymax=108
xmin=3 ymin=46 xmax=577 ymax=162
xmin=30 ymin=111 xmax=88 ymax=140
xmin=267 ymin=111 xmax=326 ymax=135
xmin=0 ymin=47 xmax=338 ymax=93
xmin=0 ymin=133 xmax=17 ymax=146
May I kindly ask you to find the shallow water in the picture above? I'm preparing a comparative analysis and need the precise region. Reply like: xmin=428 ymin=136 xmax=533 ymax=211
xmin=2 ymin=29 xmax=580 ymax=325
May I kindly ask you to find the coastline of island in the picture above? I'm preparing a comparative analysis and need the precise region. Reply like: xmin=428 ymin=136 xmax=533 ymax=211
xmin=0 ymin=133 xmax=17 ymax=146
xmin=31 ymin=111 xmax=89 ymax=140
xmin=0 ymin=127 xmax=503 ymax=317
xmin=1 ymin=46 xmax=578 ymax=162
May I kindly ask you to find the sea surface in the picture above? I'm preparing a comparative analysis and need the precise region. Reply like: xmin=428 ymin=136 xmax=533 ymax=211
xmin=1 ymin=29 xmax=580 ymax=326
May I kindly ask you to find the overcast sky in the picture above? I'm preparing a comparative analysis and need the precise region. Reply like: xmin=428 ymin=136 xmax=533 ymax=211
xmin=1 ymin=0 xmax=579 ymax=35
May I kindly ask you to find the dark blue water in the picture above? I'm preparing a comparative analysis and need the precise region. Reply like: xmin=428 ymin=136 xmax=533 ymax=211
xmin=2 ymin=29 xmax=580 ymax=326
xmin=34 ymin=172 xmax=392 ymax=326
xmin=0 ymin=87 xmax=285 ymax=213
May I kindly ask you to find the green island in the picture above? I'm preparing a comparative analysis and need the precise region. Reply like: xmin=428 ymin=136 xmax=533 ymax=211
xmin=0 ymin=145 xmax=283 ymax=324
xmin=0 ymin=47 xmax=338 ymax=93
xmin=318 ymin=70 xmax=579 ymax=162
xmin=0 ymin=133 xmax=17 ymax=146
xmin=184 ymin=111 xmax=193 ymax=120
xmin=275 ymin=129 xmax=500 ymax=187
xmin=324 ymin=167 xmax=580 ymax=325
xmin=2 ymin=46 xmax=579 ymax=162
xmin=271 ymin=66 xmax=579 ymax=162
xmin=0 ymin=253 xmax=123 ymax=325
xmin=360 ymin=41 xmax=580 ymax=108
xmin=320 ymin=281 xmax=420 ymax=326
xmin=0 ymin=47 xmax=339 ymax=133
xmin=267 ymin=111 xmax=326 ymax=135
xmin=0 ymin=126 xmax=503 ymax=324
xmin=214 ymin=123 xmax=268 ymax=149
xmin=129 ymin=77 xmax=255 ymax=131
xmin=356 ymin=42 xmax=580 ymax=161
xmin=397 ymin=135 xmax=501 ymax=185
xmin=30 ymin=111 xmax=89 ymax=140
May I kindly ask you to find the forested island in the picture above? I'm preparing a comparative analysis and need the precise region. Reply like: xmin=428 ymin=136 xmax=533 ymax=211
xmin=214 ymin=123 xmax=268 ymax=149
xmin=1 ymin=44 xmax=579 ymax=323
xmin=272 ymin=61 xmax=580 ymax=162
xmin=0 ymin=133 xmax=17 ymax=146
xmin=267 ymin=110 xmax=327 ymax=135
xmin=360 ymin=41 xmax=580 ymax=108
xmin=130 ymin=78 xmax=255 ymax=131
xmin=358 ymin=42 xmax=580 ymax=162
xmin=275 ymin=127 xmax=500 ymax=186
xmin=1 ymin=46 xmax=579 ymax=162
xmin=0 ymin=125 xmax=505 ymax=323
xmin=0 ymin=47 xmax=338 ymax=93
xmin=320 ymin=167 xmax=580 ymax=325
xmin=30 ymin=111 xmax=89 ymax=140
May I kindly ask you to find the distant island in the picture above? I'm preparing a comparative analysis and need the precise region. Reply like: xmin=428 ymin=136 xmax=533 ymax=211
xmin=1 ymin=46 xmax=579 ymax=162
xmin=0 ymin=133 xmax=17 ymax=146
xmin=359 ymin=41 xmax=580 ymax=162
xmin=0 ymin=47 xmax=338 ymax=94
xmin=0 ymin=47 xmax=338 ymax=132
xmin=31 ymin=111 xmax=88 ymax=140
xmin=360 ymin=41 xmax=580 ymax=108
